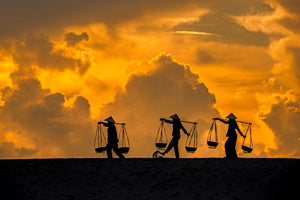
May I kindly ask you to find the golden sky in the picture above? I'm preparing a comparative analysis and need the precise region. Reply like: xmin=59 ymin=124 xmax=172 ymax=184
xmin=0 ymin=0 xmax=300 ymax=158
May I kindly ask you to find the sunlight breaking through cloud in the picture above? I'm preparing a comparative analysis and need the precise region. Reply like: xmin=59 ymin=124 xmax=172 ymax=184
xmin=174 ymin=31 xmax=220 ymax=36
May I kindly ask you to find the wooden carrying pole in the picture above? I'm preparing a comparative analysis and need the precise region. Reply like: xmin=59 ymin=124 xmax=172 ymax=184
xmin=115 ymin=122 xmax=126 ymax=125
xmin=211 ymin=118 xmax=251 ymax=125
xmin=98 ymin=121 xmax=125 ymax=125
xmin=237 ymin=121 xmax=252 ymax=125
xmin=181 ymin=120 xmax=197 ymax=124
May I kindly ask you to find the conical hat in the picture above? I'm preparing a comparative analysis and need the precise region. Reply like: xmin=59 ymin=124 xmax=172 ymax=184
xmin=170 ymin=114 xmax=180 ymax=120
xmin=226 ymin=113 xmax=237 ymax=119
xmin=105 ymin=116 xmax=115 ymax=123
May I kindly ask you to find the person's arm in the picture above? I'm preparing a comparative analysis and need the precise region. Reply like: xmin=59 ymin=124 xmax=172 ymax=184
xmin=160 ymin=118 xmax=173 ymax=124
xmin=213 ymin=118 xmax=229 ymax=124
xmin=235 ymin=122 xmax=245 ymax=138
xmin=181 ymin=123 xmax=190 ymax=136
xmin=98 ymin=121 xmax=109 ymax=127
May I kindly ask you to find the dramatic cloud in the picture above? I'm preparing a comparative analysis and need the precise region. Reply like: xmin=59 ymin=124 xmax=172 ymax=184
xmin=0 ymin=0 xmax=208 ymax=40
xmin=274 ymin=0 xmax=300 ymax=34
xmin=290 ymin=47 xmax=300 ymax=85
xmin=226 ymin=0 xmax=300 ymax=157
xmin=0 ymin=0 xmax=300 ymax=158
xmin=101 ymin=53 xmax=219 ymax=157
xmin=10 ymin=34 xmax=91 ymax=80
xmin=64 ymin=32 xmax=89 ymax=47
xmin=262 ymin=93 xmax=300 ymax=157
xmin=0 ymin=78 xmax=95 ymax=158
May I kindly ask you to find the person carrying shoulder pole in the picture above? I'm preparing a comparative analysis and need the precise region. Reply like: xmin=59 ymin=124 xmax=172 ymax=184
xmin=160 ymin=114 xmax=190 ymax=158
xmin=213 ymin=113 xmax=245 ymax=159
xmin=98 ymin=116 xmax=125 ymax=159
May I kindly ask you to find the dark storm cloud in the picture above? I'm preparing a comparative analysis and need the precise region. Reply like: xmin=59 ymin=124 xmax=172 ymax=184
xmin=10 ymin=34 xmax=91 ymax=81
xmin=0 ymin=0 xmax=286 ymax=48
xmin=0 ymin=78 xmax=95 ymax=158
xmin=176 ymin=14 xmax=270 ymax=46
xmin=101 ymin=53 xmax=219 ymax=157
xmin=0 ymin=0 xmax=276 ymax=40
xmin=0 ymin=0 xmax=206 ymax=39
xmin=64 ymin=32 xmax=89 ymax=47
xmin=173 ymin=0 xmax=274 ymax=46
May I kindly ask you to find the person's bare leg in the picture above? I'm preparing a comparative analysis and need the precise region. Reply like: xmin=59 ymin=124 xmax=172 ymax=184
xmin=162 ymin=138 xmax=175 ymax=155
xmin=106 ymin=143 xmax=113 ymax=159
xmin=113 ymin=144 xmax=124 ymax=158
xmin=174 ymin=140 xmax=179 ymax=158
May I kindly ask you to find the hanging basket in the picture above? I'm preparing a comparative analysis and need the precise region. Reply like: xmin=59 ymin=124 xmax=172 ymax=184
xmin=118 ymin=147 xmax=130 ymax=154
xmin=185 ymin=147 xmax=197 ymax=153
xmin=95 ymin=147 xmax=106 ymax=153
xmin=118 ymin=123 xmax=130 ymax=154
xmin=207 ymin=120 xmax=218 ymax=149
xmin=207 ymin=141 xmax=219 ymax=148
xmin=242 ymin=145 xmax=253 ymax=153
xmin=241 ymin=123 xmax=253 ymax=153
xmin=94 ymin=123 xmax=107 ymax=153
xmin=185 ymin=122 xmax=198 ymax=153
xmin=155 ymin=121 xmax=168 ymax=150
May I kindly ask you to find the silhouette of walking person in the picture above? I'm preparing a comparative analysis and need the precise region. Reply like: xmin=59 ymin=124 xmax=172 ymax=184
xmin=160 ymin=114 xmax=189 ymax=158
xmin=214 ymin=113 xmax=245 ymax=158
xmin=99 ymin=116 xmax=125 ymax=159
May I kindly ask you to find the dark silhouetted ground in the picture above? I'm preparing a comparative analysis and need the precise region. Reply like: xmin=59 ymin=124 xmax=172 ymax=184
xmin=0 ymin=158 xmax=299 ymax=200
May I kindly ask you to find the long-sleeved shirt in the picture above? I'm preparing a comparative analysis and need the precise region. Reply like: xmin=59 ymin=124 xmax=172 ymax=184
xmin=218 ymin=119 xmax=243 ymax=137
xmin=164 ymin=119 xmax=189 ymax=139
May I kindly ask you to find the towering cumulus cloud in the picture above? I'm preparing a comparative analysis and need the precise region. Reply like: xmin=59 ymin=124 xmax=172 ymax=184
xmin=0 ymin=78 xmax=94 ymax=158
xmin=262 ymin=94 xmax=300 ymax=157
xmin=246 ymin=0 xmax=300 ymax=157
xmin=0 ymin=33 xmax=94 ymax=158
xmin=101 ymin=54 xmax=219 ymax=157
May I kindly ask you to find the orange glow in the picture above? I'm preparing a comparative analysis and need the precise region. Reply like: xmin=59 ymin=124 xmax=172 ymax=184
xmin=0 ymin=0 xmax=300 ymax=158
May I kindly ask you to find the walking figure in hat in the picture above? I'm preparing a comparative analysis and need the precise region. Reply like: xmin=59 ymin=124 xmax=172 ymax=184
xmin=214 ymin=113 xmax=245 ymax=158
xmin=98 ymin=116 xmax=124 ymax=159
xmin=160 ymin=114 xmax=189 ymax=158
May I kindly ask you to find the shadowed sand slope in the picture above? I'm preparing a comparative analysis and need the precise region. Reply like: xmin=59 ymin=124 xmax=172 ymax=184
xmin=0 ymin=158 xmax=299 ymax=200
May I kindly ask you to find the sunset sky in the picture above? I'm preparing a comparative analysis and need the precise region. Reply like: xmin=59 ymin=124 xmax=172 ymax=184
xmin=0 ymin=0 xmax=300 ymax=158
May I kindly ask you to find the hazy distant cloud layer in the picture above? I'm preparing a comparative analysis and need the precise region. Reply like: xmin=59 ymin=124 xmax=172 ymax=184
xmin=0 ymin=0 xmax=207 ymax=39
xmin=0 ymin=0 xmax=277 ymax=44
xmin=0 ymin=141 xmax=38 ymax=158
